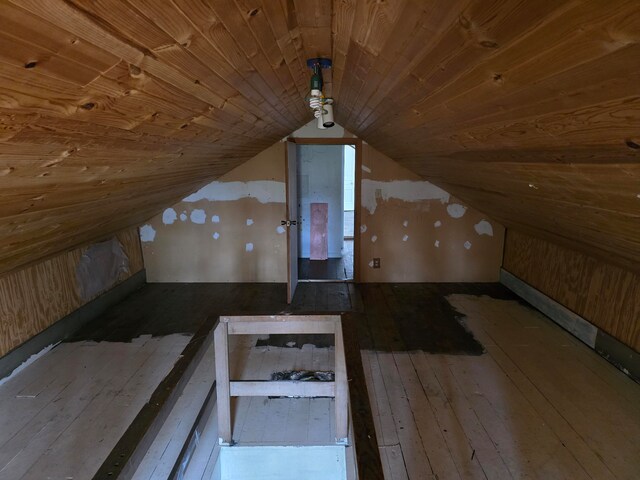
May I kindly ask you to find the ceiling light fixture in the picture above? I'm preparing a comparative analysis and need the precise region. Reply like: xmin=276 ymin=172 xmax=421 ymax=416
xmin=306 ymin=58 xmax=334 ymax=129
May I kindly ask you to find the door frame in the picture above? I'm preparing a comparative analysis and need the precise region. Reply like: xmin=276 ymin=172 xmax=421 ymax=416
xmin=287 ymin=137 xmax=363 ymax=283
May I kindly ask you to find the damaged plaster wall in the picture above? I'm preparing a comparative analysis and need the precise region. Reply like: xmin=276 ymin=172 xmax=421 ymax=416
xmin=142 ymin=121 xmax=504 ymax=283
xmin=141 ymin=142 xmax=287 ymax=282
xmin=358 ymin=144 xmax=504 ymax=282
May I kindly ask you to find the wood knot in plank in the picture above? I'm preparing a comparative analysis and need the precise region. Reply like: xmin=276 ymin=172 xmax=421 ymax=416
xmin=479 ymin=40 xmax=499 ymax=49
xmin=129 ymin=64 xmax=143 ymax=77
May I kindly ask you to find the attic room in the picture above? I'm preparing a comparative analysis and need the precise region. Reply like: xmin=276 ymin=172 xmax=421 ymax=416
xmin=0 ymin=0 xmax=639 ymax=479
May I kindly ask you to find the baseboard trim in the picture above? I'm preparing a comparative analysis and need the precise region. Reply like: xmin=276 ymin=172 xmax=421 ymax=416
xmin=500 ymin=268 xmax=639 ymax=382
xmin=0 ymin=269 xmax=146 ymax=380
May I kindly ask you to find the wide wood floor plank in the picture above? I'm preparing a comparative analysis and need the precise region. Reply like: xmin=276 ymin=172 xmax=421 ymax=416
xmin=447 ymin=294 xmax=640 ymax=479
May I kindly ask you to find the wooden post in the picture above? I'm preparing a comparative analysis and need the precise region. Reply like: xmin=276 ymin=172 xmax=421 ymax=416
xmin=334 ymin=317 xmax=349 ymax=443
xmin=214 ymin=320 xmax=231 ymax=444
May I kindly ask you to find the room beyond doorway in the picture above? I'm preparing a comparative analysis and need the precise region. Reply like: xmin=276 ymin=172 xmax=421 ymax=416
xmin=297 ymin=143 xmax=355 ymax=281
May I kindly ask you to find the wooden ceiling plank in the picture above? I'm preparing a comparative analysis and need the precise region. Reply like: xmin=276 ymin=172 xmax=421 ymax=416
xmin=377 ymin=90 xmax=640 ymax=156
xmin=0 ymin=2 xmax=119 ymax=75
xmin=358 ymin=0 xmax=572 ymax=137
xmin=348 ymin=0 xmax=468 ymax=132
xmin=361 ymin=1 xmax=639 ymax=138
xmin=329 ymin=0 xmax=356 ymax=102
xmin=11 ymin=0 xmax=288 ymax=135
xmin=211 ymin=0 xmax=307 ymax=121
xmin=232 ymin=0 xmax=309 ymax=118
xmin=259 ymin=0 xmax=311 ymax=104
xmin=340 ymin=0 xmax=424 ymax=128
xmin=336 ymin=0 xmax=414 ymax=125
xmin=374 ymin=58 xmax=640 ymax=154
xmin=418 ymin=163 xmax=640 ymax=216
xmin=389 ymin=72 xmax=640 ymax=146
xmin=330 ymin=0 xmax=373 ymax=124
xmin=0 ymin=33 xmax=106 ymax=87
xmin=293 ymin=0 xmax=333 ymax=95
xmin=169 ymin=0 xmax=305 ymax=130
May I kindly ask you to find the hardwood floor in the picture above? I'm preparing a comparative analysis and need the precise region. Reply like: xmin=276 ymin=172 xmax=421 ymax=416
xmin=361 ymin=293 xmax=640 ymax=480
xmin=1 ymin=282 xmax=638 ymax=479
xmin=0 ymin=335 xmax=190 ymax=480
xmin=299 ymin=239 xmax=354 ymax=281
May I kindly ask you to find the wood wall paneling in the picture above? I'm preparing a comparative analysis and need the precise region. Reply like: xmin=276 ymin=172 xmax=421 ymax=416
xmin=503 ymin=230 xmax=640 ymax=352
xmin=0 ymin=226 xmax=143 ymax=357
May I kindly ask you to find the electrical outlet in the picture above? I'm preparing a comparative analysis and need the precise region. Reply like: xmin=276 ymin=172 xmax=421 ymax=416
xmin=373 ymin=258 xmax=381 ymax=269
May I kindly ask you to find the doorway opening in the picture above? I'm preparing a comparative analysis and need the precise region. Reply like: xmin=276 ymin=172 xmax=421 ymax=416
xmin=296 ymin=143 xmax=356 ymax=281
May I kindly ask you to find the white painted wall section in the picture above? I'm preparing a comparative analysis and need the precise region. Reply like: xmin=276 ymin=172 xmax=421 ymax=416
xmin=361 ymin=179 xmax=450 ymax=214
xmin=297 ymin=145 xmax=344 ymax=258
xmin=183 ymin=181 xmax=285 ymax=204
xmin=216 ymin=446 xmax=347 ymax=480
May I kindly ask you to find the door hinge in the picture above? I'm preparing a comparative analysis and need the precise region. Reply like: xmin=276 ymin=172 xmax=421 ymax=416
xmin=281 ymin=220 xmax=297 ymax=227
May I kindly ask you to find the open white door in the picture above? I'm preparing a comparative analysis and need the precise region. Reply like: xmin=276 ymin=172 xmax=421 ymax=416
xmin=285 ymin=141 xmax=298 ymax=303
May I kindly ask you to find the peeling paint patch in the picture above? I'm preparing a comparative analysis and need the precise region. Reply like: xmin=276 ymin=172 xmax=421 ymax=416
xmin=447 ymin=204 xmax=467 ymax=218
xmin=190 ymin=209 xmax=206 ymax=224
xmin=246 ymin=218 xmax=254 ymax=226
xmin=212 ymin=232 xmax=220 ymax=240
xmin=402 ymin=235 xmax=409 ymax=242
xmin=140 ymin=225 xmax=156 ymax=242
xmin=474 ymin=220 xmax=494 ymax=236
xmin=162 ymin=208 xmax=177 ymax=225
xmin=434 ymin=240 xmax=440 ymax=248
xmin=464 ymin=241 xmax=472 ymax=250
xmin=360 ymin=224 xmax=367 ymax=233
xmin=362 ymin=165 xmax=372 ymax=173
xmin=403 ymin=220 xmax=409 ymax=227
xmin=361 ymin=179 xmax=450 ymax=214
xmin=434 ymin=220 xmax=442 ymax=228
xmin=0 ymin=343 xmax=57 ymax=387
xmin=276 ymin=226 xmax=286 ymax=234
xmin=371 ymin=235 xmax=378 ymax=243
xmin=180 ymin=212 xmax=187 ymax=222
xmin=211 ymin=215 xmax=220 ymax=223
xmin=184 ymin=180 xmax=285 ymax=204
xmin=245 ymin=243 xmax=254 ymax=252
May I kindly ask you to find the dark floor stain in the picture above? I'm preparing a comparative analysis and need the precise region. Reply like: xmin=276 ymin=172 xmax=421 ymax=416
xmin=67 ymin=281 xmax=519 ymax=356
xmin=356 ymin=283 xmax=519 ymax=355
xmin=256 ymin=334 xmax=334 ymax=349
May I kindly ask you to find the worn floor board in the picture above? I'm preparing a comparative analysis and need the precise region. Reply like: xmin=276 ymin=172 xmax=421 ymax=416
xmin=361 ymin=291 xmax=640 ymax=480
xmin=0 ymin=335 xmax=190 ymax=480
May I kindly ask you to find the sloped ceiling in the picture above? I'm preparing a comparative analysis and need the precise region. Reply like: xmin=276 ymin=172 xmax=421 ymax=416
xmin=0 ymin=0 xmax=638 ymax=275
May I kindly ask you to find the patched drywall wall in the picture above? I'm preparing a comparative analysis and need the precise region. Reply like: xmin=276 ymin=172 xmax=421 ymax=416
xmin=142 ymin=121 xmax=504 ymax=283
xmin=142 ymin=142 xmax=287 ymax=282
xmin=358 ymin=145 xmax=504 ymax=282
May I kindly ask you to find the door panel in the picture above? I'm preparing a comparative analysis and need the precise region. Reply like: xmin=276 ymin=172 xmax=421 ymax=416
xmin=285 ymin=142 xmax=298 ymax=303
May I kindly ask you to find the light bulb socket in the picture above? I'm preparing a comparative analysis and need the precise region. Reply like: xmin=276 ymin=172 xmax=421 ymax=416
xmin=310 ymin=73 xmax=322 ymax=91
xmin=321 ymin=103 xmax=336 ymax=128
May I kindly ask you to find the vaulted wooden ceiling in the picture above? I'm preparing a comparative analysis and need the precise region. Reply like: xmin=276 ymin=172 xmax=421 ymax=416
xmin=1 ymin=0 xmax=638 ymax=275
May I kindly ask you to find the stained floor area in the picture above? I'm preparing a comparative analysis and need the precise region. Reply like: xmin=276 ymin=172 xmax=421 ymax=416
xmin=1 ymin=283 xmax=639 ymax=479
